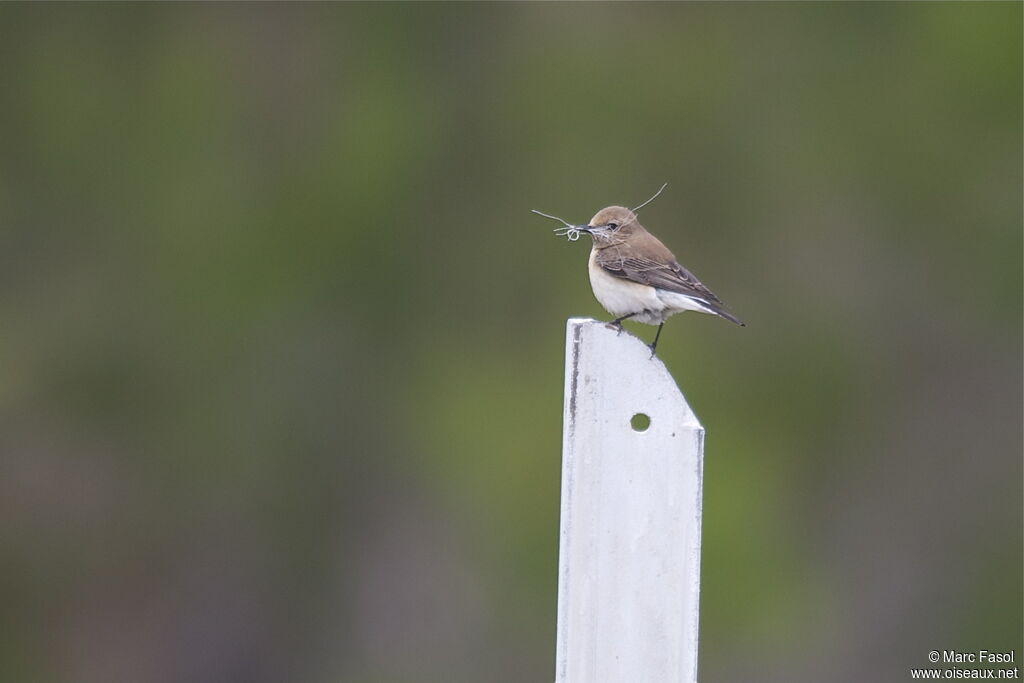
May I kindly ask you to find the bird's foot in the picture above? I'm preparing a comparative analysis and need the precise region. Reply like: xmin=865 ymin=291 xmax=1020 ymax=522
xmin=606 ymin=313 xmax=636 ymax=334
xmin=647 ymin=322 xmax=664 ymax=358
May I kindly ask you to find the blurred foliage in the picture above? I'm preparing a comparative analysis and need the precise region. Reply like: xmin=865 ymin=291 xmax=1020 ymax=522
xmin=0 ymin=4 xmax=1020 ymax=683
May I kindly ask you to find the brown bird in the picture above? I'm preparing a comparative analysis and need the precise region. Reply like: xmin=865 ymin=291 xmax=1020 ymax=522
xmin=536 ymin=193 xmax=743 ymax=355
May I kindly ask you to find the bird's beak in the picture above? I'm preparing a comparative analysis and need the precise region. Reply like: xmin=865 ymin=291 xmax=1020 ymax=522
xmin=574 ymin=225 xmax=593 ymax=234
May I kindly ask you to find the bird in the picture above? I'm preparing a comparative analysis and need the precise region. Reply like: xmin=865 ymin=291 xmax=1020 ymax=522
xmin=535 ymin=192 xmax=743 ymax=356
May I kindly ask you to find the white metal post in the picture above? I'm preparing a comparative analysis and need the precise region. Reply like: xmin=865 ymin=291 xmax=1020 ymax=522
xmin=555 ymin=318 xmax=705 ymax=683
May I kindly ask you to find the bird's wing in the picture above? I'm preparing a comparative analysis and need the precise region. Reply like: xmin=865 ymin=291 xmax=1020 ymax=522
xmin=596 ymin=246 xmax=724 ymax=305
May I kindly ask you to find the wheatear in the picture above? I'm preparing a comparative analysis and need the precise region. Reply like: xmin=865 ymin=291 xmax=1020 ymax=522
xmin=534 ymin=187 xmax=744 ymax=355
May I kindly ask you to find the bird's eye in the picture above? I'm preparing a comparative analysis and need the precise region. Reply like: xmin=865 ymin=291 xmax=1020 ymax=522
xmin=608 ymin=222 xmax=619 ymax=230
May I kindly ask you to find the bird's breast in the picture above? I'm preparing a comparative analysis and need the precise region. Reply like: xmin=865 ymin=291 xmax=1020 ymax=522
xmin=587 ymin=248 xmax=665 ymax=324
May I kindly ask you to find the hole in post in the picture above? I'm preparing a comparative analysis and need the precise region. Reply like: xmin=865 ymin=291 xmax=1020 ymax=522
xmin=630 ymin=413 xmax=650 ymax=432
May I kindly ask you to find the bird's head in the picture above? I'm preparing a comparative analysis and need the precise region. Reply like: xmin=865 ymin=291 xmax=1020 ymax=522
xmin=581 ymin=206 xmax=641 ymax=246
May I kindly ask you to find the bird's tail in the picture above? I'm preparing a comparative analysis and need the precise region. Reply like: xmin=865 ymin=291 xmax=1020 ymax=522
xmin=708 ymin=304 xmax=745 ymax=327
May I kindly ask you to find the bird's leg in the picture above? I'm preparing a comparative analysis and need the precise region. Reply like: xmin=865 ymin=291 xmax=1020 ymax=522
xmin=648 ymin=323 xmax=665 ymax=358
xmin=607 ymin=312 xmax=636 ymax=334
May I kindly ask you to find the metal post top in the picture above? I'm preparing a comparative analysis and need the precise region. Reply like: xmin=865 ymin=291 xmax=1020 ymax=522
xmin=564 ymin=318 xmax=703 ymax=432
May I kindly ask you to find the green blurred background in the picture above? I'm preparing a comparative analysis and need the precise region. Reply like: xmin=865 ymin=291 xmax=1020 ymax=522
xmin=1 ymin=3 xmax=1020 ymax=682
